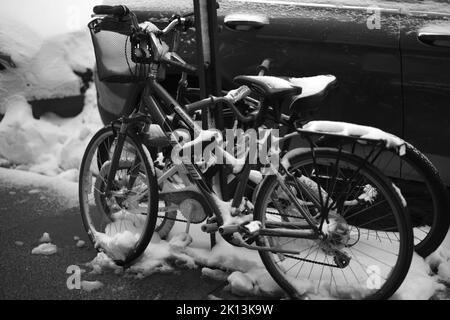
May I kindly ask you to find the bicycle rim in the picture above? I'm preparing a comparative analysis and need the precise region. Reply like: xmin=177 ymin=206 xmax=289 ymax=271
xmin=79 ymin=127 xmax=158 ymax=266
xmin=254 ymin=149 xmax=413 ymax=300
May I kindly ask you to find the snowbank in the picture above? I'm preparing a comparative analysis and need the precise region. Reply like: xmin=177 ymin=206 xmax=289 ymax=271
xmin=0 ymin=13 xmax=101 ymax=178
xmin=0 ymin=17 xmax=95 ymax=111
xmin=0 ymin=85 xmax=102 ymax=177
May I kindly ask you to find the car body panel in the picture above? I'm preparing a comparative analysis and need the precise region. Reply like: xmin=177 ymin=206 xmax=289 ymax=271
xmin=400 ymin=14 xmax=450 ymax=183
xmin=104 ymin=0 xmax=450 ymax=183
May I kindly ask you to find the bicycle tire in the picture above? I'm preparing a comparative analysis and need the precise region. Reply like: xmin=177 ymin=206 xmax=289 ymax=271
xmin=318 ymin=137 xmax=449 ymax=257
xmin=253 ymin=148 xmax=413 ymax=300
xmin=79 ymin=126 xmax=158 ymax=266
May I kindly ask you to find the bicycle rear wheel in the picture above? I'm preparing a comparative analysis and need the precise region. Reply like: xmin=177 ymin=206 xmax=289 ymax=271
xmin=79 ymin=126 xmax=158 ymax=266
xmin=254 ymin=148 xmax=413 ymax=299
xmin=319 ymin=138 xmax=449 ymax=257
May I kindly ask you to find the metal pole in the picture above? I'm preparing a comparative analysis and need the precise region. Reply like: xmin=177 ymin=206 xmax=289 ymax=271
xmin=193 ymin=0 xmax=223 ymax=130
xmin=193 ymin=0 xmax=224 ymax=248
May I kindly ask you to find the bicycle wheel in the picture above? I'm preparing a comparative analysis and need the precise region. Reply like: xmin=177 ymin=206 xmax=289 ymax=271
xmin=79 ymin=126 xmax=158 ymax=266
xmin=156 ymin=200 xmax=177 ymax=239
xmin=254 ymin=148 xmax=413 ymax=300
xmin=319 ymin=138 xmax=449 ymax=257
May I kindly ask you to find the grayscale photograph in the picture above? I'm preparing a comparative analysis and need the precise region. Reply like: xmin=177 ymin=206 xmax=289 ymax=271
xmin=0 ymin=0 xmax=449 ymax=304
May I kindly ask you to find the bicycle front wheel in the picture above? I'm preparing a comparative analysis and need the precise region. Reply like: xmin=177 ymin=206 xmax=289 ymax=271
xmin=254 ymin=148 xmax=413 ymax=300
xmin=79 ymin=126 xmax=158 ymax=266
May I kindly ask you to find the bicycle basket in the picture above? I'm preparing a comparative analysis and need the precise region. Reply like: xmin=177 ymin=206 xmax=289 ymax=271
xmin=89 ymin=16 xmax=150 ymax=82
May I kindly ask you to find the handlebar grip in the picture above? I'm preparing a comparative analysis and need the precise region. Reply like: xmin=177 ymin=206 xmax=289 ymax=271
xmin=225 ymin=86 xmax=252 ymax=104
xmin=257 ymin=58 xmax=272 ymax=76
xmin=93 ymin=5 xmax=129 ymax=17
xmin=161 ymin=57 xmax=197 ymax=73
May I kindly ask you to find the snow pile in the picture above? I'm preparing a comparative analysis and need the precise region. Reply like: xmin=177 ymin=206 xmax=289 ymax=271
xmin=0 ymin=14 xmax=101 ymax=179
xmin=303 ymin=120 xmax=405 ymax=149
xmin=85 ymin=211 xmax=450 ymax=299
xmin=426 ymin=232 xmax=450 ymax=283
xmin=31 ymin=243 xmax=58 ymax=256
xmin=0 ymin=85 xmax=102 ymax=177
xmin=0 ymin=17 xmax=95 ymax=109
xmin=394 ymin=254 xmax=445 ymax=300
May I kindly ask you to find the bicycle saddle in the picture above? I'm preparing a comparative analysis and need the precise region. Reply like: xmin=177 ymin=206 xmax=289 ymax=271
xmin=287 ymin=75 xmax=336 ymax=100
xmin=283 ymin=75 xmax=337 ymax=116
xmin=233 ymin=75 xmax=302 ymax=98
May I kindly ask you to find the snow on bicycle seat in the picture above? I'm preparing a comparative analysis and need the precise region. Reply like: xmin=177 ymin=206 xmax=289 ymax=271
xmin=287 ymin=75 xmax=337 ymax=99
xmin=233 ymin=75 xmax=302 ymax=98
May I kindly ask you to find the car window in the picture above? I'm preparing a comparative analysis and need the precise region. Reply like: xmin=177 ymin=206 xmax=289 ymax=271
xmin=105 ymin=0 xmax=450 ymax=14
xmin=103 ymin=0 xmax=193 ymax=11
xmin=220 ymin=0 xmax=450 ymax=14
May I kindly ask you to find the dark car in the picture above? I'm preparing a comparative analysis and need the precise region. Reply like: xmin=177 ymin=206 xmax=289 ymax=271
xmin=96 ymin=0 xmax=450 ymax=184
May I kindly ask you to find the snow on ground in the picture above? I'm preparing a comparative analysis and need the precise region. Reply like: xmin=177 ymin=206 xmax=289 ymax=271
xmin=39 ymin=232 xmax=52 ymax=243
xmin=31 ymin=243 xmax=58 ymax=256
xmin=85 ymin=210 xmax=450 ymax=299
xmin=80 ymin=280 xmax=104 ymax=292
xmin=0 ymin=167 xmax=78 ymax=208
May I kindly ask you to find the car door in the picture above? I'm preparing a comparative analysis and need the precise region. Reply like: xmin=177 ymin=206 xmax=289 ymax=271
xmin=217 ymin=0 xmax=404 ymax=138
xmin=399 ymin=7 xmax=450 ymax=184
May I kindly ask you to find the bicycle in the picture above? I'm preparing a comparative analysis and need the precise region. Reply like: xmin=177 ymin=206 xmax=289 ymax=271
xmin=80 ymin=4 xmax=414 ymax=299
xmin=176 ymin=55 xmax=449 ymax=259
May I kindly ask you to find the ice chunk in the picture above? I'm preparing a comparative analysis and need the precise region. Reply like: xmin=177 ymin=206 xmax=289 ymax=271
xmin=76 ymin=240 xmax=86 ymax=248
xmin=39 ymin=232 xmax=51 ymax=243
xmin=201 ymin=267 xmax=229 ymax=281
xmin=81 ymin=280 xmax=103 ymax=292
xmin=31 ymin=243 xmax=57 ymax=255
xmin=227 ymin=271 xmax=255 ymax=296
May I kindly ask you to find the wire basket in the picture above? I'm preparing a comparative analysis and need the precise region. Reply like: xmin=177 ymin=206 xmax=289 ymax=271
xmin=89 ymin=17 xmax=150 ymax=83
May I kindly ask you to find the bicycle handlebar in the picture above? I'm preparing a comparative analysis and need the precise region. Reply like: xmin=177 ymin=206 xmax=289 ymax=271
xmin=160 ymin=56 xmax=197 ymax=73
xmin=93 ymin=5 xmax=129 ymax=17
xmin=184 ymin=89 xmax=255 ymax=124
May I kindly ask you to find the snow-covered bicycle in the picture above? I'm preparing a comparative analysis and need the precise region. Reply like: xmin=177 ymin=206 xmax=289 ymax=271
xmin=79 ymin=4 xmax=414 ymax=299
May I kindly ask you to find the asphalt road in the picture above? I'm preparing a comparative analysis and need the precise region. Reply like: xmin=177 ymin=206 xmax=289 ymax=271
xmin=0 ymin=185 xmax=234 ymax=300
xmin=1 ymin=183 xmax=449 ymax=300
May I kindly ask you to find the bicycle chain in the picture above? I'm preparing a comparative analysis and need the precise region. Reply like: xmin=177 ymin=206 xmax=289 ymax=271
xmin=282 ymin=253 xmax=341 ymax=268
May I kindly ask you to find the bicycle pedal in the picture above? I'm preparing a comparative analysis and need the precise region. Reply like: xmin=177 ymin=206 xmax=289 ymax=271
xmin=218 ymin=224 xmax=240 ymax=235
xmin=242 ymin=221 xmax=262 ymax=236
xmin=201 ymin=222 xmax=218 ymax=233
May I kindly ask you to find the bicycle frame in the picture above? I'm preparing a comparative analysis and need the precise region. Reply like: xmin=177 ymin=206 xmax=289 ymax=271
xmin=102 ymin=73 xmax=338 ymax=252
xmin=103 ymin=56 xmax=403 ymax=256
